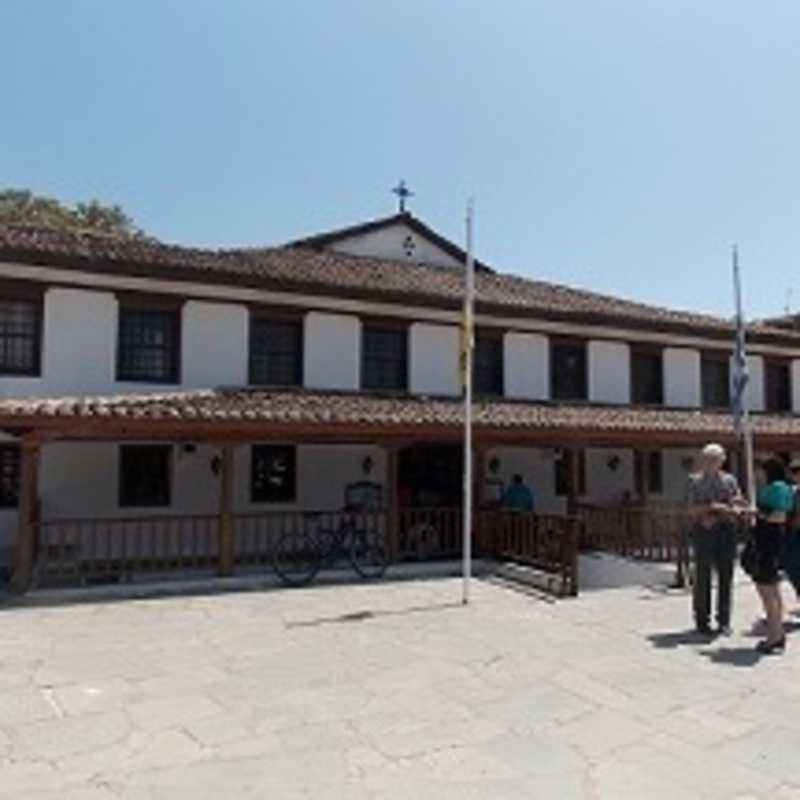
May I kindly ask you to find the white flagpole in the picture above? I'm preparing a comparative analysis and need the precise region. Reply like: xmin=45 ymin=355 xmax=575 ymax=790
xmin=733 ymin=244 xmax=756 ymax=508
xmin=462 ymin=201 xmax=475 ymax=605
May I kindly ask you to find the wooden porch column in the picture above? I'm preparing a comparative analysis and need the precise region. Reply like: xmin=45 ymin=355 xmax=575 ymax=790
xmin=639 ymin=450 xmax=651 ymax=505
xmin=474 ymin=446 xmax=487 ymax=553
xmin=567 ymin=447 xmax=580 ymax=515
xmin=218 ymin=445 xmax=235 ymax=577
xmin=12 ymin=439 xmax=41 ymax=594
xmin=475 ymin=446 xmax=487 ymax=510
xmin=385 ymin=444 xmax=399 ymax=561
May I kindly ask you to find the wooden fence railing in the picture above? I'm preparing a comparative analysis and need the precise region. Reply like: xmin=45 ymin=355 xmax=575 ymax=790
xmin=233 ymin=510 xmax=387 ymax=568
xmin=579 ymin=505 xmax=692 ymax=570
xmin=396 ymin=507 xmax=463 ymax=560
xmin=480 ymin=511 xmax=579 ymax=596
xmin=37 ymin=515 xmax=219 ymax=584
xmin=33 ymin=507 xmax=579 ymax=595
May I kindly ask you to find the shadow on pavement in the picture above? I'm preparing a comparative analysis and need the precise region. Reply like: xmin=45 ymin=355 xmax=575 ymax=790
xmin=699 ymin=646 xmax=762 ymax=667
xmin=648 ymin=629 xmax=716 ymax=648
xmin=285 ymin=601 xmax=464 ymax=628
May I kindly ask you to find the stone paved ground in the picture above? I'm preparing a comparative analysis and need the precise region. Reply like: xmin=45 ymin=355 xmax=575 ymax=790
xmin=2 ymin=558 xmax=800 ymax=799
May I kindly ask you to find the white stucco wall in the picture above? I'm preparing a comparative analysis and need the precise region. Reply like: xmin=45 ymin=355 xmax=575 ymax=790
xmin=304 ymin=312 xmax=360 ymax=390
xmin=330 ymin=222 xmax=463 ymax=269
xmin=484 ymin=447 xmax=566 ymax=515
xmin=409 ymin=323 xmax=459 ymax=396
xmin=0 ymin=288 xmax=118 ymax=398
xmin=588 ymin=341 xmax=630 ymax=404
xmin=584 ymin=449 xmax=635 ymax=504
xmin=793 ymin=361 xmax=800 ymax=413
xmin=182 ymin=301 xmax=248 ymax=389
xmin=33 ymin=442 xmax=387 ymax=523
xmin=503 ymin=332 xmax=549 ymax=400
xmin=661 ymin=448 xmax=698 ymax=502
xmin=0 ymin=290 xmax=251 ymax=399
xmin=664 ymin=347 xmax=701 ymax=407
xmin=236 ymin=444 xmax=386 ymax=512
xmin=45 ymin=289 xmax=117 ymax=395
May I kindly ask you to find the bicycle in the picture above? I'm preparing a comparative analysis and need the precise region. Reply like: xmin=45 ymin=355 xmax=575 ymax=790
xmin=273 ymin=511 xmax=388 ymax=587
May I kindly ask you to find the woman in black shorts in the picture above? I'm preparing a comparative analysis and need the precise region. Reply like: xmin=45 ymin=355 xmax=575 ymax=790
xmin=749 ymin=458 xmax=793 ymax=654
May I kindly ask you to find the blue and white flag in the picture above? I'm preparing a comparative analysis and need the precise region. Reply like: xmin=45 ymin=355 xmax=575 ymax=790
xmin=731 ymin=245 xmax=750 ymax=436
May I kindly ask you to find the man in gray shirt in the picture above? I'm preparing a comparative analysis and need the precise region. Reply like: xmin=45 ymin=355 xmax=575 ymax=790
xmin=686 ymin=442 xmax=744 ymax=635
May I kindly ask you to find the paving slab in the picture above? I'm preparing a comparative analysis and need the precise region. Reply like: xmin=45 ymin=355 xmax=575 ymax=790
xmin=0 ymin=557 xmax=799 ymax=797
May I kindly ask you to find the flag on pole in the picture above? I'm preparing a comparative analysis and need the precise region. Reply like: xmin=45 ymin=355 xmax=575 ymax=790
xmin=461 ymin=201 xmax=475 ymax=605
xmin=731 ymin=245 xmax=750 ymax=436
xmin=458 ymin=306 xmax=474 ymax=390
xmin=731 ymin=244 xmax=756 ymax=511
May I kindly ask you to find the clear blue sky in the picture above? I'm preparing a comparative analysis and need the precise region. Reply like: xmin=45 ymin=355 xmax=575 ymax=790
xmin=2 ymin=1 xmax=798 ymax=319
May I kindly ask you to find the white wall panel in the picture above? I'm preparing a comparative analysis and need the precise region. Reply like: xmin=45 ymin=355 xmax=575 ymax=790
xmin=304 ymin=312 xmax=360 ymax=390
xmin=409 ymin=323 xmax=459 ymax=395
xmin=504 ymin=332 xmax=549 ymax=400
xmin=589 ymin=341 xmax=630 ymax=404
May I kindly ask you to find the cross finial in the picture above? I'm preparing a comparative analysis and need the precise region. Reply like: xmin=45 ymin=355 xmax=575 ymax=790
xmin=391 ymin=180 xmax=414 ymax=213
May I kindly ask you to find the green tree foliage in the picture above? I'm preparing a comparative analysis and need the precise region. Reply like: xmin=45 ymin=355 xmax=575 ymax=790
xmin=0 ymin=189 xmax=149 ymax=239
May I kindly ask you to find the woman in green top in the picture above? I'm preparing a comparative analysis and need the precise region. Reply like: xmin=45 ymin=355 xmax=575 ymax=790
xmin=750 ymin=457 xmax=793 ymax=654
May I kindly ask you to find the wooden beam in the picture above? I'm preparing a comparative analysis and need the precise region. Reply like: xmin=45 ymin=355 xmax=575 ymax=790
xmin=384 ymin=444 xmax=400 ymax=561
xmin=640 ymin=450 xmax=650 ymax=505
xmin=12 ymin=439 xmax=40 ymax=594
xmin=218 ymin=445 xmax=235 ymax=577
xmin=567 ymin=446 xmax=581 ymax=515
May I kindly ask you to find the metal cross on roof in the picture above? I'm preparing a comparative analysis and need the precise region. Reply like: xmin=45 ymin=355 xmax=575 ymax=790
xmin=391 ymin=180 xmax=414 ymax=213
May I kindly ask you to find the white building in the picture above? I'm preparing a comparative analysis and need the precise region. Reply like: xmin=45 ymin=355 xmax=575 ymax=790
xmin=1 ymin=211 xmax=800 ymax=590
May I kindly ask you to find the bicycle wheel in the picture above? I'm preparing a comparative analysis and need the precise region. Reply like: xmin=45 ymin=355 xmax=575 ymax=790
xmin=273 ymin=531 xmax=320 ymax=587
xmin=350 ymin=527 xmax=388 ymax=580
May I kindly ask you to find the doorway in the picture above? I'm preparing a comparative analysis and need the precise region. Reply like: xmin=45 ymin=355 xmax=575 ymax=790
xmin=398 ymin=444 xmax=462 ymax=509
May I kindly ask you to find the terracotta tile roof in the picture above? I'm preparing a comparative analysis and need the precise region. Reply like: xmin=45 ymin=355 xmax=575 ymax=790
xmin=0 ymin=388 xmax=796 ymax=443
xmin=0 ymin=223 xmax=796 ymax=344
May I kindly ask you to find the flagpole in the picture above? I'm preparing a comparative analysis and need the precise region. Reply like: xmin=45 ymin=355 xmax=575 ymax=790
xmin=733 ymin=244 xmax=756 ymax=509
xmin=462 ymin=201 xmax=475 ymax=605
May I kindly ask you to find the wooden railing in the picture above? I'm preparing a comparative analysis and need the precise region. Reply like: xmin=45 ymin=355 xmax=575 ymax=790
xmin=580 ymin=505 xmax=691 ymax=565
xmin=36 ymin=515 xmax=219 ymax=585
xmin=33 ymin=508 xmax=579 ymax=596
xmin=34 ymin=510 xmax=389 ymax=585
xmin=234 ymin=510 xmax=386 ymax=568
xmin=396 ymin=507 xmax=464 ymax=560
xmin=480 ymin=511 xmax=579 ymax=596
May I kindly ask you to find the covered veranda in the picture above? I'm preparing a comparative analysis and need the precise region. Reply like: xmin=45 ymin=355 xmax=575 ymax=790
xmin=1 ymin=388 xmax=797 ymax=597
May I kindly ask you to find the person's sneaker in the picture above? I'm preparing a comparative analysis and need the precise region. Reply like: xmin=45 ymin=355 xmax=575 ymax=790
xmin=717 ymin=625 xmax=733 ymax=637
xmin=696 ymin=624 xmax=714 ymax=637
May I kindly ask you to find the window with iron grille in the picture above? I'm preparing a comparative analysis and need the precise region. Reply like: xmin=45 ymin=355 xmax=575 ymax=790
xmin=634 ymin=451 xmax=664 ymax=495
xmin=251 ymin=444 xmax=296 ymax=503
xmin=249 ymin=317 xmax=303 ymax=386
xmin=0 ymin=297 xmax=42 ymax=376
xmin=551 ymin=340 xmax=587 ymax=401
xmin=555 ymin=449 xmax=587 ymax=496
xmin=701 ymin=352 xmax=730 ymax=408
xmin=0 ymin=444 xmax=20 ymax=508
xmin=473 ymin=333 xmax=503 ymax=395
xmin=631 ymin=348 xmax=663 ymax=405
xmin=361 ymin=323 xmax=408 ymax=391
xmin=765 ymin=360 xmax=791 ymax=412
xmin=119 ymin=445 xmax=172 ymax=507
xmin=117 ymin=306 xmax=180 ymax=383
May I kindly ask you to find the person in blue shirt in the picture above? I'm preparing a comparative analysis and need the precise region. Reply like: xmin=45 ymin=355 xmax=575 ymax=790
xmin=502 ymin=474 xmax=534 ymax=512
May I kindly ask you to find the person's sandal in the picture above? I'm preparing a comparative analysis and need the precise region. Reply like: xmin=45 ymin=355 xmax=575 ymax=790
xmin=755 ymin=637 xmax=786 ymax=655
